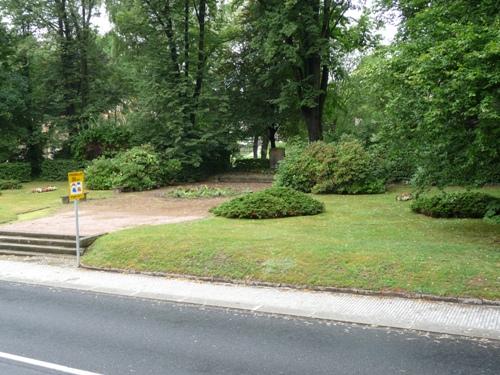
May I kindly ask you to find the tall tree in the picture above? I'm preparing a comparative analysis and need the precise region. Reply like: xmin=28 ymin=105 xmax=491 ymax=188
xmin=377 ymin=0 xmax=500 ymax=186
xmin=248 ymin=0 xmax=373 ymax=141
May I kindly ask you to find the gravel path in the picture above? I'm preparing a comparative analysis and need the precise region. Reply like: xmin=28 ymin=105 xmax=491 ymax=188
xmin=0 ymin=182 xmax=270 ymax=236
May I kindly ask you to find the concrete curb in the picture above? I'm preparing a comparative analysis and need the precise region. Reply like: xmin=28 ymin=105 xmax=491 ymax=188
xmin=1 ymin=260 xmax=499 ymax=340
xmin=80 ymin=264 xmax=500 ymax=307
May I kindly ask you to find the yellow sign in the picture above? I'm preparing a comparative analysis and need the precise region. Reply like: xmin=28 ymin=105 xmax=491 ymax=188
xmin=68 ymin=171 xmax=85 ymax=201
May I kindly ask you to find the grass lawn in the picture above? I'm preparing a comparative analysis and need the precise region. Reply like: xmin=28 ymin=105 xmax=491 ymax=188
xmin=83 ymin=185 xmax=500 ymax=300
xmin=0 ymin=181 xmax=112 ymax=224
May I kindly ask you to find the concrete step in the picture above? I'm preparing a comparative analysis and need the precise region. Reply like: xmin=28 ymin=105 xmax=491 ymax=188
xmin=0 ymin=242 xmax=78 ymax=255
xmin=0 ymin=231 xmax=101 ymax=256
xmin=0 ymin=236 xmax=76 ymax=248
xmin=0 ymin=231 xmax=76 ymax=241
xmin=0 ymin=249 xmax=74 ymax=258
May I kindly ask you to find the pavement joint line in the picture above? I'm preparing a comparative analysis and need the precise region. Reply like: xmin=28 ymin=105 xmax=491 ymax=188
xmin=0 ymin=351 xmax=102 ymax=375
xmin=0 ymin=260 xmax=499 ymax=340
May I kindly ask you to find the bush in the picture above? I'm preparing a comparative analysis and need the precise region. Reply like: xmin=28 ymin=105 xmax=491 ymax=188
xmin=0 ymin=179 xmax=22 ymax=190
xmin=112 ymin=146 xmax=162 ymax=191
xmin=274 ymin=143 xmax=327 ymax=192
xmin=72 ymin=118 xmax=131 ymax=160
xmin=275 ymin=140 xmax=385 ymax=194
xmin=210 ymin=187 xmax=325 ymax=219
xmin=39 ymin=159 xmax=88 ymax=181
xmin=484 ymin=201 xmax=500 ymax=224
xmin=0 ymin=162 xmax=31 ymax=181
xmin=85 ymin=145 xmax=162 ymax=192
xmin=159 ymin=158 xmax=182 ymax=184
xmin=411 ymin=192 xmax=500 ymax=219
xmin=85 ymin=158 xmax=120 ymax=190
xmin=233 ymin=159 xmax=270 ymax=172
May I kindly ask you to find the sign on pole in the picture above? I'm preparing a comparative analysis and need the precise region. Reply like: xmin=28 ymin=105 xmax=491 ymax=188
xmin=68 ymin=171 xmax=85 ymax=201
xmin=68 ymin=171 xmax=85 ymax=267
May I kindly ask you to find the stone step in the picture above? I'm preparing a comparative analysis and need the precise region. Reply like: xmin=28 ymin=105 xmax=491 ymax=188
xmin=0 ymin=230 xmax=76 ymax=241
xmin=0 ymin=236 xmax=76 ymax=248
xmin=0 ymin=249 xmax=74 ymax=258
xmin=0 ymin=242 xmax=78 ymax=255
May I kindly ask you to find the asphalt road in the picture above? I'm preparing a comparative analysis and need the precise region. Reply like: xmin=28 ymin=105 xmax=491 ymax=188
xmin=0 ymin=282 xmax=498 ymax=375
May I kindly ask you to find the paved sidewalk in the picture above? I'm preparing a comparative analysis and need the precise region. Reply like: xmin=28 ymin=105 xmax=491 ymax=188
xmin=0 ymin=259 xmax=498 ymax=340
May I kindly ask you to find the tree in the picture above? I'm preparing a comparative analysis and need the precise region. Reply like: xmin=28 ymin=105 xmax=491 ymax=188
xmin=248 ymin=0 xmax=374 ymax=141
xmin=378 ymin=0 xmax=500 ymax=186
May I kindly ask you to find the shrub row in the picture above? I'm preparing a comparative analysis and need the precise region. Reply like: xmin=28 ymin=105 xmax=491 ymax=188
xmin=275 ymin=139 xmax=385 ymax=194
xmin=211 ymin=187 xmax=324 ymax=219
xmin=40 ymin=159 xmax=88 ymax=181
xmin=0 ymin=162 xmax=31 ymax=181
xmin=0 ymin=179 xmax=22 ymax=190
xmin=411 ymin=192 xmax=500 ymax=221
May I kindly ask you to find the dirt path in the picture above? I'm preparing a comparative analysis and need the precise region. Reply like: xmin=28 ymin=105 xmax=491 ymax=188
xmin=0 ymin=182 xmax=270 ymax=236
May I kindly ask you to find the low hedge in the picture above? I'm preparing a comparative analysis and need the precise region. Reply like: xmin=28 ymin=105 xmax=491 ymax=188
xmin=40 ymin=159 xmax=88 ymax=181
xmin=233 ymin=159 xmax=270 ymax=172
xmin=210 ymin=187 xmax=325 ymax=219
xmin=411 ymin=192 xmax=500 ymax=219
xmin=0 ymin=162 xmax=31 ymax=181
xmin=0 ymin=179 xmax=22 ymax=190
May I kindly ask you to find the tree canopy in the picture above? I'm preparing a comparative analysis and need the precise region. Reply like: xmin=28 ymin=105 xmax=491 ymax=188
xmin=0 ymin=0 xmax=497 ymax=187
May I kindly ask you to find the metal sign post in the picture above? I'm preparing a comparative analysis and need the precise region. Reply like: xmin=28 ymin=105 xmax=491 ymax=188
xmin=74 ymin=199 xmax=80 ymax=266
xmin=68 ymin=171 xmax=85 ymax=267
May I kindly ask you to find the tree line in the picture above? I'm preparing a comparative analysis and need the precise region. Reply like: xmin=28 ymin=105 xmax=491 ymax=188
xmin=0 ymin=0 xmax=498 ymax=186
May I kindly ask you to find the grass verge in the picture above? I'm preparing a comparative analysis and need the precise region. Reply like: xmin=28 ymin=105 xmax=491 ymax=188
xmin=0 ymin=181 xmax=112 ymax=224
xmin=83 ymin=185 xmax=500 ymax=300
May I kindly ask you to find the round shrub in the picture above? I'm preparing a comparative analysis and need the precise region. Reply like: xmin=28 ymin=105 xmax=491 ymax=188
xmin=85 ymin=145 xmax=162 ymax=192
xmin=411 ymin=192 xmax=500 ymax=219
xmin=275 ymin=140 xmax=385 ymax=194
xmin=85 ymin=157 xmax=119 ymax=190
xmin=111 ymin=146 xmax=162 ymax=192
xmin=274 ymin=142 xmax=330 ymax=192
xmin=210 ymin=187 xmax=325 ymax=219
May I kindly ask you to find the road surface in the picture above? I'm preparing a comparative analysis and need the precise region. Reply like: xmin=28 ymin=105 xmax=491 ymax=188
xmin=0 ymin=281 xmax=498 ymax=374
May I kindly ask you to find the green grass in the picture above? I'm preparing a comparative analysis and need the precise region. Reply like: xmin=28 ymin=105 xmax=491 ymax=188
xmin=0 ymin=181 xmax=112 ymax=224
xmin=83 ymin=185 xmax=500 ymax=300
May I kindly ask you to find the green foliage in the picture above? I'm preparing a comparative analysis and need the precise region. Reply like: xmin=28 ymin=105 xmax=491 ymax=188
xmin=39 ymin=160 xmax=88 ymax=181
xmin=275 ymin=140 xmax=385 ymax=194
xmin=111 ymin=146 xmax=162 ymax=192
xmin=345 ymin=0 xmax=500 ymax=188
xmin=232 ymin=159 xmax=270 ymax=172
xmin=71 ymin=118 xmax=131 ymax=160
xmin=211 ymin=187 xmax=324 ymax=219
xmin=274 ymin=142 xmax=324 ymax=192
xmin=158 ymin=159 xmax=183 ymax=185
xmin=85 ymin=145 xmax=162 ymax=192
xmin=411 ymin=192 xmax=500 ymax=219
xmin=483 ymin=201 xmax=500 ymax=224
xmin=167 ymin=185 xmax=238 ymax=199
xmin=0 ymin=162 xmax=31 ymax=181
xmin=0 ymin=179 xmax=22 ymax=190
xmin=85 ymin=157 xmax=120 ymax=190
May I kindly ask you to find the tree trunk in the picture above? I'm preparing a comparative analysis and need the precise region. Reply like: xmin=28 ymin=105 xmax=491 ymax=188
xmin=302 ymin=106 xmax=323 ymax=142
xmin=191 ymin=0 xmax=207 ymax=126
xmin=268 ymin=125 xmax=277 ymax=149
xmin=252 ymin=135 xmax=259 ymax=159
xmin=261 ymin=134 xmax=269 ymax=159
